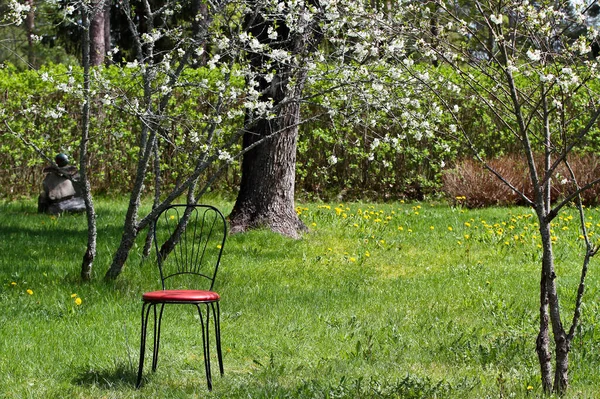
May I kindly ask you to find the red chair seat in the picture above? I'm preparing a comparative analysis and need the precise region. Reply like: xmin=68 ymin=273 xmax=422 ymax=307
xmin=143 ymin=290 xmax=220 ymax=303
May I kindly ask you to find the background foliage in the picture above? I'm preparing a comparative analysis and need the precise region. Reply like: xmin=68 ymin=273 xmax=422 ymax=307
xmin=2 ymin=62 xmax=599 ymax=204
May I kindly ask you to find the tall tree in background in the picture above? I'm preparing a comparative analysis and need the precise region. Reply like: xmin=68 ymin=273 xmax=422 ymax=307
xmin=89 ymin=0 xmax=108 ymax=65
xmin=228 ymin=0 xmax=322 ymax=238
xmin=25 ymin=0 xmax=35 ymax=68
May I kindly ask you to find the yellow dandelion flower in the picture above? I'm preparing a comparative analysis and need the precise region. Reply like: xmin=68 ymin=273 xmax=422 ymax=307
xmin=398 ymin=226 xmax=404 ymax=231
xmin=311 ymin=222 xmax=317 ymax=227
xmin=464 ymin=234 xmax=470 ymax=239
xmin=447 ymin=226 xmax=453 ymax=231
xmin=430 ymin=226 xmax=434 ymax=230
xmin=75 ymin=297 xmax=82 ymax=306
xmin=407 ymin=229 xmax=413 ymax=233
xmin=353 ymin=223 xmax=359 ymax=228
xmin=26 ymin=289 xmax=33 ymax=295
xmin=169 ymin=215 xmax=175 ymax=220
xmin=365 ymin=251 xmax=370 ymax=257
xmin=11 ymin=282 xmax=17 ymax=286
xmin=349 ymin=257 xmax=356 ymax=262
xmin=71 ymin=293 xmax=78 ymax=298
xmin=457 ymin=241 xmax=462 ymax=245
xmin=527 ymin=385 xmax=533 ymax=391
xmin=464 ymin=222 xmax=471 ymax=227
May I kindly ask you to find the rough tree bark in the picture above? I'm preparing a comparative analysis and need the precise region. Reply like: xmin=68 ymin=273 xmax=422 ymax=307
xmin=229 ymin=99 xmax=307 ymax=238
xmin=229 ymin=2 xmax=321 ymax=238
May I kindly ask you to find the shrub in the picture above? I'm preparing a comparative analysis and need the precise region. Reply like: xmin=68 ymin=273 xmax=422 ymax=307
xmin=443 ymin=153 xmax=600 ymax=207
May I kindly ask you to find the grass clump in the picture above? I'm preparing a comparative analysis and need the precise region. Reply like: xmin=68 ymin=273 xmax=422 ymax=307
xmin=1 ymin=198 xmax=600 ymax=398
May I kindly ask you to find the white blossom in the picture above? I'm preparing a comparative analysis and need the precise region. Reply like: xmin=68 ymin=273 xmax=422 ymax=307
xmin=526 ymin=48 xmax=541 ymax=62
xmin=6 ymin=0 xmax=31 ymax=25
xmin=267 ymin=26 xmax=278 ymax=40
xmin=490 ymin=14 xmax=503 ymax=25
xmin=218 ymin=150 xmax=233 ymax=163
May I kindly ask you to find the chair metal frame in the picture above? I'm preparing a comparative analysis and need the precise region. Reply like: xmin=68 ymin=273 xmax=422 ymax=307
xmin=136 ymin=204 xmax=226 ymax=390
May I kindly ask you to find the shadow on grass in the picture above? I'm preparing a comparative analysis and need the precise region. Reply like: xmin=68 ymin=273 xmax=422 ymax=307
xmin=72 ymin=361 xmax=138 ymax=389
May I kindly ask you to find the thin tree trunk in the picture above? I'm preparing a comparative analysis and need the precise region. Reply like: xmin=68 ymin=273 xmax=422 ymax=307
xmin=104 ymin=0 xmax=111 ymax=64
xmin=25 ymin=0 xmax=35 ymax=69
xmin=105 ymin=0 xmax=156 ymax=280
xmin=537 ymin=222 xmax=555 ymax=393
xmin=80 ymin=6 xmax=97 ymax=281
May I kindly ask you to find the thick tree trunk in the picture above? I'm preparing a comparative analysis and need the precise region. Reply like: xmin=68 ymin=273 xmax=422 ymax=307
xmin=229 ymin=103 xmax=307 ymax=238
xmin=229 ymin=2 xmax=319 ymax=238
xmin=90 ymin=0 xmax=106 ymax=66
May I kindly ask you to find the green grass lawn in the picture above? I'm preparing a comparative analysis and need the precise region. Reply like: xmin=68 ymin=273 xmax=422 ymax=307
xmin=2 ymin=198 xmax=600 ymax=398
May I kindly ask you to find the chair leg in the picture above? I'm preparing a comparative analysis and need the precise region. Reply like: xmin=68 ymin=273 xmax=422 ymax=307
xmin=196 ymin=304 xmax=212 ymax=391
xmin=136 ymin=302 xmax=153 ymax=388
xmin=212 ymin=302 xmax=224 ymax=375
xmin=152 ymin=303 xmax=165 ymax=372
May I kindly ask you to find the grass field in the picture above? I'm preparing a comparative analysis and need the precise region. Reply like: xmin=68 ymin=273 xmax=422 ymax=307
xmin=1 ymin=198 xmax=600 ymax=398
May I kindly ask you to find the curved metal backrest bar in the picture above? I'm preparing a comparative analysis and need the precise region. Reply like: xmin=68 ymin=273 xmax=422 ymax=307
xmin=153 ymin=204 xmax=227 ymax=291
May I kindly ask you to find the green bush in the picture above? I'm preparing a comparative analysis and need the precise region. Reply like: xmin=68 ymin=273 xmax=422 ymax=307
xmin=3 ymin=61 xmax=596 ymax=202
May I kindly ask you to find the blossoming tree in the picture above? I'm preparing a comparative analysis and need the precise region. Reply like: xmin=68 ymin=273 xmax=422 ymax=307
xmin=394 ymin=0 xmax=600 ymax=393
xmin=2 ymin=0 xmax=449 ymax=278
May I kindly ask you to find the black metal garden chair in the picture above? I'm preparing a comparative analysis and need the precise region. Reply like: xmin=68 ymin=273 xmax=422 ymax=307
xmin=136 ymin=204 xmax=226 ymax=390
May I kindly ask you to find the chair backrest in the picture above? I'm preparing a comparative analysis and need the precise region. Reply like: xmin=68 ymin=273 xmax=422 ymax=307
xmin=153 ymin=204 xmax=227 ymax=291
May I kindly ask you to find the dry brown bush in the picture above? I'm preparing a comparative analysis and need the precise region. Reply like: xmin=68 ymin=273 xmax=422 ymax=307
xmin=443 ymin=153 xmax=600 ymax=208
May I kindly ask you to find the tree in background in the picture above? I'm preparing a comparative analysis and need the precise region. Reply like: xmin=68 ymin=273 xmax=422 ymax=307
xmin=2 ymin=0 xmax=448 ymax=278
xmin=395 ymin=0 xmax=600 ymax=393
xmin=227 ymin=0 xmax=322 ymax=238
